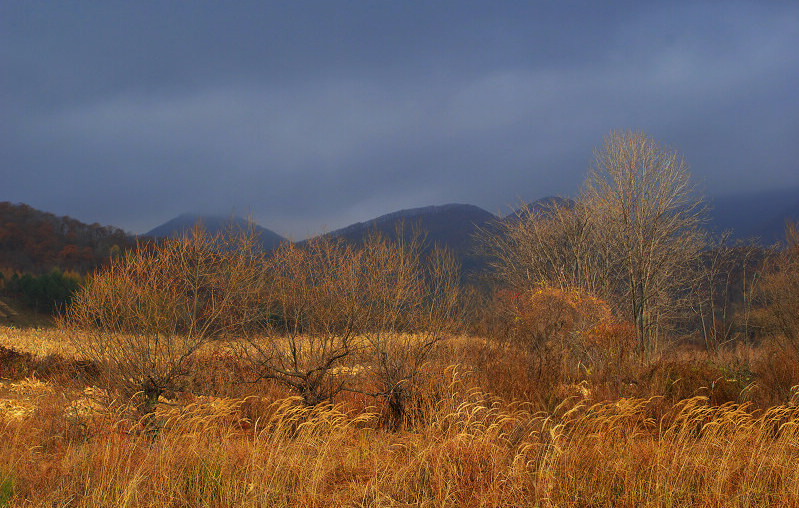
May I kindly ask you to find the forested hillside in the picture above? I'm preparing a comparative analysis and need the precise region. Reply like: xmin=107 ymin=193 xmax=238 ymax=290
xmin=0 ymin=202 xmax=135 ymax=275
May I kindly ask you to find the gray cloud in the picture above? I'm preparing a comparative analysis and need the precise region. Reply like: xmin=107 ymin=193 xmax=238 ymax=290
xmin=2 ymin=1 xmax=797 ymax=237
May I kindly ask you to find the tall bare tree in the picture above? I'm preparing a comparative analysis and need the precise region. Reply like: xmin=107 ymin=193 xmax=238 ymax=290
xmin=584 ymin=130 xmax=706 ymax=357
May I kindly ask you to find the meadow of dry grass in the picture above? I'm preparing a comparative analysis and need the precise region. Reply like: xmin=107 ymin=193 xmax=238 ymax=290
xmin=0 ymin=326 xmax=77 ymax=359
xmin=1 ymin=324 xmax=798 ymax=507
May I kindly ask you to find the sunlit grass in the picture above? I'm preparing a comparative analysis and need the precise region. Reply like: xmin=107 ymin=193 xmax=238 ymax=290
xmin=0 ymin=325 xmax=78 ymax=358
xmin=0 ymin=326 xmax=797 ymax=507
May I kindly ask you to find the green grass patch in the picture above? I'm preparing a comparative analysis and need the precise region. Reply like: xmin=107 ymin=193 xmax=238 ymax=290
xmin=0 ymin=471 xmax=14 ymax=507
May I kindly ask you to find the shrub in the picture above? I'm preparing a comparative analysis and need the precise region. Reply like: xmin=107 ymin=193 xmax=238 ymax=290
xmin=584 ymin=318 xmax=637 ymax=389
xmin=0 ymin=345 xmax=35 ymax=380
xmin=752 ymin=346 xmax=799 ymax=405
xmin=640 ymin=358 xmax=749 ymax=405
xmin=504 ymin=286 xmax=613 ymax=380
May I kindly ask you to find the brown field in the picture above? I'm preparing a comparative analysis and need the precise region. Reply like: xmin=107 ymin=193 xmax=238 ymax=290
xmin=1 ymin=325 xmax=798 ymax=507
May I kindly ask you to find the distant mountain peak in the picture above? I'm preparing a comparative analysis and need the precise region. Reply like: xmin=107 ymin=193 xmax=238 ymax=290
xmin=316 ymin=203 xmax=497 ymax=277
xmin=505 ymin=195 xmax=575 ymax=221
xmin=328 ymin=203 xmax=492 ymax=237
xmin=145 ymin=213 xmax=286 ymax=250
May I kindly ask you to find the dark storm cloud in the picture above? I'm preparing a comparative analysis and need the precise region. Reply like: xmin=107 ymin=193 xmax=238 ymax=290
xmin=2 ymin=1 xmax=797 ymax=237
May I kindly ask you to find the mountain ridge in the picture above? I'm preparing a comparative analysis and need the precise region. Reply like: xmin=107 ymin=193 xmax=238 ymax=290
xmin=708 ymin=187 xmax=799 ymax=243
xmin=144 ymin=213 xmax=286 ymax=251
xmin=327 ymin=203 xmax=494 ymax=237
xmin=5 ymin=185 xmax=796 ymax=274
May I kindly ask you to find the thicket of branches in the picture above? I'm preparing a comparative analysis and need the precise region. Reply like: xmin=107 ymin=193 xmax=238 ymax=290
xmin=60 ymin=226 xmax=265 ymax=414
xmin=757 ymin=221 xmax=799 ymax=355
xmin=61 ymin=224 xmax=461 ymax=423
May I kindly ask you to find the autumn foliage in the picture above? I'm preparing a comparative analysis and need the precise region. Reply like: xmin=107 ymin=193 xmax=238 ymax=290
xmin=0 ymin=202 xmax=132 ymax=275
xmin=507 ymin=286 xmax=612 ymax=343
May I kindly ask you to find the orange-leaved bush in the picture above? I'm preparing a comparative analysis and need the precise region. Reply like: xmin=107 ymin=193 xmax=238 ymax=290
xmin=504 ymin=285 xmax=614 ymax=379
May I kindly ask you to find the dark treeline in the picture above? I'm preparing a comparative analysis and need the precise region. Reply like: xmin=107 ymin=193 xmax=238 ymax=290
xmin=1 ymin=269 xmax=81 ymax=314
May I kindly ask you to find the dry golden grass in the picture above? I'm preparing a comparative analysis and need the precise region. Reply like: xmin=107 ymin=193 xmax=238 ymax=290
xmin=1 ymin=327 xmax=798 ymax=507
xmin=0 ymin=325 xmax=79 ymax=359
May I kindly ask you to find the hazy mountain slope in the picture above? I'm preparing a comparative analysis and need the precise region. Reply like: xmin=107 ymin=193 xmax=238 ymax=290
xmin=145 ymin=213 xmax=286 ymax=251
xmin=505 ymin=196 xmax=575 ymax=222
xmin=708 ymin=188 xmax=799 ymax=243
xmin=322 ymin=203 xmax=497 ymax=275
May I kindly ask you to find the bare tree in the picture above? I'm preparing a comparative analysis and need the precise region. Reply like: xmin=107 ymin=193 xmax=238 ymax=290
xmin=738 ymin=241 xmax=764 ymax=344
xmin=758 ymin=221 xmax=799 ymax=355
xmin=583 ymin=130 xmax=706 ymax=358
xmin=60 ymin=225 xmax=266 ymax=415
xmin=356 ymin=230 xmax=461 ymax=427
xmin=244 ymin=236 xmax=365 ymax=406
xmin=243 ymin=228 xmax=460 ymax=413
xmin=690 ymin=232 xmax=764 ymax=351
xmin=691 ymin=231 xmax=736 ymax=352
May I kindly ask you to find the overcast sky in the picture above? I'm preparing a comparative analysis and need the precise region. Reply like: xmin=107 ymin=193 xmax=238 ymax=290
xmin=2 ymin=1 xmax=798 ymax=238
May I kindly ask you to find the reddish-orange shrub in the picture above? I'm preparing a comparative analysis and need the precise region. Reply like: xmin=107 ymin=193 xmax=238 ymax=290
xmin=496 ymin=286 xmax=618 ymax=384
xmin=505 ymin=286 xmax=613 ymax=353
